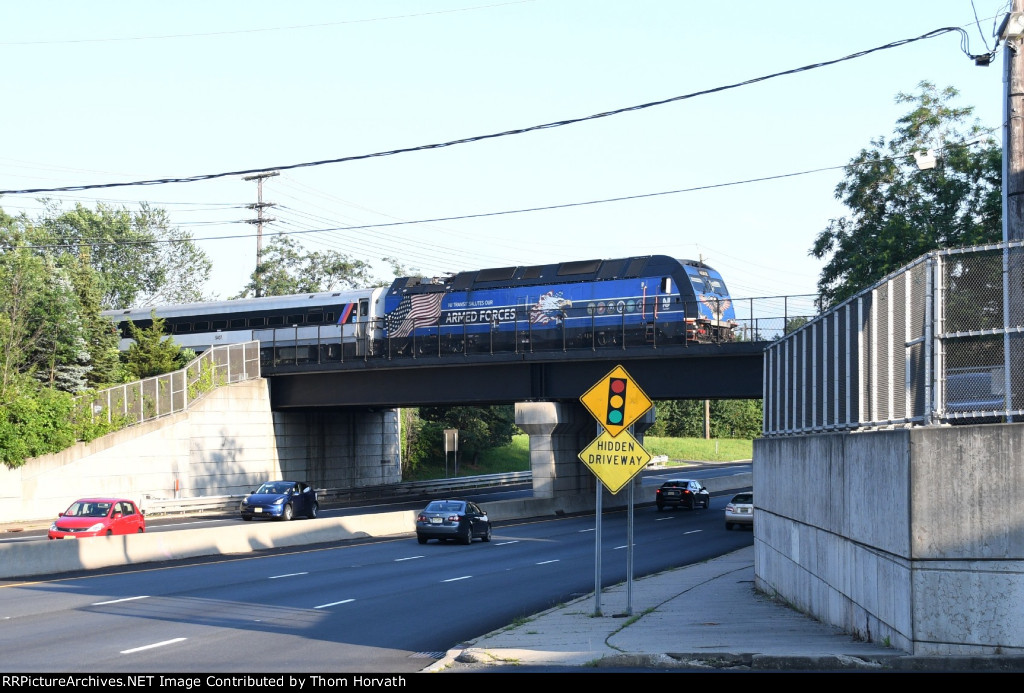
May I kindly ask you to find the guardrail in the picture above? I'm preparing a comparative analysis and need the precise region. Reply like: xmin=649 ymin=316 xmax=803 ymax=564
xmin=141 ymin=471 xmax=533 ymax=517
xmin=139 ymin=460 xmax=682 ymax=518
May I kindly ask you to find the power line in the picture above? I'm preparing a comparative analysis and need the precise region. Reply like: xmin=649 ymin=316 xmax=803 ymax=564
xmin=0 ymin=27 xmax=978 ymax=197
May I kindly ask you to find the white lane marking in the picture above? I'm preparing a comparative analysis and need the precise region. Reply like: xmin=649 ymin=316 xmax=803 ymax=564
xmin=268 ymin=572 xmax=308 ymax=579
xmin=314 ymin=599 xmax=355 ymax=609
xmin=495 ymin=540 xmax=519 ymax=546
xmin=121 ymin=637 xmax=186 ymax=654
xmin=442 ymin=576 xmax=472 ymax=582
xmin=655 ymin=515 xmax=676 ymax=520
xmin=92 ymin=596 xmax=149 ymax=606
xmin=684 ymin=530 xmax=702 ymax=535
xmin=536 ymin=560 xmax=559 ymax=565
xmin=395 ymin=556 xmax=424 ymax=561
xmin=580 ymin=528 xmax=595 ymax=533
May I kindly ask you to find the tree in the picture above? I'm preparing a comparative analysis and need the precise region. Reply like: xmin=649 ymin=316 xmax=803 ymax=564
xmin=810 ymin=82 xmax=1002 ymax=309
xmin=234 ymin=234 xmax=379 ymax=298
xmin=39 ymin=200 xmax=213 ymax=308
xmin=124 ymin=312 xmax=182 ymax=379
xmin=416 ymin=405 xmax=518 ymax=466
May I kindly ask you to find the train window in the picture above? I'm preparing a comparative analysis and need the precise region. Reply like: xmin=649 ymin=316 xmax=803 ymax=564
xmin=230 ymin=318 xmax=246 ymax=328
xmin=307 ymin=312 xmax=323 ymax=324
xmin=522 ymin=266 xmax=544 ymax=279
xmin=249 ymin=317 xmax=265 ymax=327
xmin=267 ymin=316 xmax=284 ymax=327
xmin=557 ymin=260 xmax=601 ymax=276
xmin=287 ymin=314 xmax=304 ymax=325
xmin=325 ymin=312 xmax=336 ymax=324
xmin=173 ymin=323 xmax=190 ymax=334
xmin=359 ymin=299 xmax=369 ymax=317
xmin=212 ymin=320 xmax=227 ymax=330
xmin=194 ymin=321 xmax=210 ymax=332
xmin=660 ymin=277 xmax=672 ymax=294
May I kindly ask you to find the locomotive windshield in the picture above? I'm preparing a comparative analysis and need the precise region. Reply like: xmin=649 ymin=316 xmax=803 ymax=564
xmin=686 ymin=266 xmax=730 ymax=296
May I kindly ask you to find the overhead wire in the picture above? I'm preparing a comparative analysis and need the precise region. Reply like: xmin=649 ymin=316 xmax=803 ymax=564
xmin=0 ymin=26 xmax=984 ymax=197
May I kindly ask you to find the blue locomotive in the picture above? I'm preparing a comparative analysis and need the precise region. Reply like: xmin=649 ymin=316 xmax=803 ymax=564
xmin=381 ymin=255 xmax=736 ymax=354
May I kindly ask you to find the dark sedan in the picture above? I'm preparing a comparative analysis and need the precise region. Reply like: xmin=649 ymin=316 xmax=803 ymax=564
xmin=415 ymin=499 xmax=492 ymax=544
xmin=240 ymin=480 xmax=318 ymax=521
xmin=655 ymin=479 xmax=711 ymax=511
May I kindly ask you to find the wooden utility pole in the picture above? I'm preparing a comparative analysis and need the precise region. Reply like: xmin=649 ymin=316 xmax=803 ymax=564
xmin=243 ymin=171 xmax=280 ymax=297
xmin=1004 ymin=1 xmax=1024 ymax=243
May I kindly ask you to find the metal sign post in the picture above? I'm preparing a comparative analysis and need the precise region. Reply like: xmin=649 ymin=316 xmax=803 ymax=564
xmin=444 ymin=429 xmax=458 ymax=478
xmin=578 ymin=365 xmax=652 ymax=618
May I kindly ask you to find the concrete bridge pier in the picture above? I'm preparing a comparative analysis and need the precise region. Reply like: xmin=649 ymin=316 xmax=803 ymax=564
xmin=515 ymin=402 xmax=597 ymax=498
xmin=515 ymin=402 xmax=657 ymax=500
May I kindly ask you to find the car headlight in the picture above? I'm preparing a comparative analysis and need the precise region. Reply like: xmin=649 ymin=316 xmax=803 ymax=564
xmin=87 ymin=523 xmax=105 ymax=533
xmin=273 ymin=497 xmax=285 ymax=505
xmin=49 ymin=522 xmax=58 ymax=531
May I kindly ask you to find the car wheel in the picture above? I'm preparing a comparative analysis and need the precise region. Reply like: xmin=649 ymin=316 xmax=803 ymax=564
xmin=482 ymin=525 xmax=492 ymax=542
xmin=106 ymin=530 xmax=112 ymax=536
xmin=307 ymin=502 xmax=319 ymax=519
xmin=656 ymin=503 xmax=664 ymax=511
xmin=460 ymin=524 xmax=473 ymax=545
xmin=686 ymin=499 xmax=695 ymax=511
xmin=417 ymin=535 xmax=428 ymax=545
xmin=137 ymin=527 xmax=144 ymax=534
xmin=281 ymin=504 xmax=294 ymax=522
xmin=704 ymin=498 xmax=711 ymax=509
xmin=242 ymin=515 xmax=252 ymax=521
xmin=725 ymin=522 xmax=733 ymax=531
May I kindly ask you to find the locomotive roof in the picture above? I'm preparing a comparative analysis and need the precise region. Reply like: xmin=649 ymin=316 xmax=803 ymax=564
xmin=390 ymin=255 xmax=719 ymax=294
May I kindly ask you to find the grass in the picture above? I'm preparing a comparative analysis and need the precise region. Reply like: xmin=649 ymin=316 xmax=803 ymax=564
xmin=405 ymin=434 xmax=753 ymax=480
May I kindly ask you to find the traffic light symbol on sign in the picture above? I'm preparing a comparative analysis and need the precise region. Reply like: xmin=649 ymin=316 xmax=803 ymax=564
xmin=606 ymin=378 xmax=627 ymax=427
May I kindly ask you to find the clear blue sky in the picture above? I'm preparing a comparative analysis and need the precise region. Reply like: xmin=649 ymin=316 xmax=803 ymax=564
xmin=0 ymin=1 xmax=1011 ymax=304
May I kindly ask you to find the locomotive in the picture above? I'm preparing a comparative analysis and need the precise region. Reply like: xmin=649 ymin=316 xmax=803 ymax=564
xmin=103 ymin=255 xmax=737 ymax=361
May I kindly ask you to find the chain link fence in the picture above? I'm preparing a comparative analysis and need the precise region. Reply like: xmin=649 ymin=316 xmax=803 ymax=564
xmin=764 ymin=241 xmax=1024 ymax=436
xmin=75 ymin=341 xmax=261 ymax=428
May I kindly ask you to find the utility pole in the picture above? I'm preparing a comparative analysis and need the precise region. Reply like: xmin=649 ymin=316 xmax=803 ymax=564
xmin=1002 ymin=6 xmax=1024 ymax=421
xmin=243 ymin=171 xmax=280 ymax=297
xmin=1004 ymin=1 xmax=1024 ymax=243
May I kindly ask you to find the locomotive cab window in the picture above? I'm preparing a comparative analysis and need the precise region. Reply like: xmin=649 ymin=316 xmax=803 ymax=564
xmin=359 ymin=299 xmax=369 ymax=317
xmin=660 ymin=277 xmax=672 ymax=294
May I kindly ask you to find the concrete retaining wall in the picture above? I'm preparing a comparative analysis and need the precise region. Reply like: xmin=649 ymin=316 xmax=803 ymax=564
xmin=0 ymin=380 xmax=401 ymax=525
xmin=754 ymin=424 xmax=1024 ymax=656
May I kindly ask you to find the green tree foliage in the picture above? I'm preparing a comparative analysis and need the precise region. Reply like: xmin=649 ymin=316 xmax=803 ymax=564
xmin=648 ymin=399 xmax=762 ymax=439
xmin=811 ymin=82 xmax=1002 ymax=309
xmin=414 ymin=405 xmax=519 ymax=467
xmin=39 ymin=200 xmax=212 ymax=308
xmin=235 ymin=234 xmax=379 ymax=298
xmin=124 ymin=312 xmax=182 ymax=379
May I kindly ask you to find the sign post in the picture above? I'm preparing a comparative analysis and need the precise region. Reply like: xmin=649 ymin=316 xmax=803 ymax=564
xmin=579 ymin=364 xmax=653 ymax=616
xmin=444 ymin=429 xmax=458 ymax=478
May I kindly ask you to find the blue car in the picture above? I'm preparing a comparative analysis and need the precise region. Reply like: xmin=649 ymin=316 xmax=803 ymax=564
xmin=240 ymin=480 xmax=318 ymax=521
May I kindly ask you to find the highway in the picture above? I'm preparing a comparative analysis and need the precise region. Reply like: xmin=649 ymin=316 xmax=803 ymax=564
xmin=0 ymin=481 xmax=753 ymax=673
xmin=1 ymin=463 xmax=751 ymax=543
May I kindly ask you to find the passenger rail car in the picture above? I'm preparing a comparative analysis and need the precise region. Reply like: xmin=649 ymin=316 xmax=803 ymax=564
xmin=103 ymin=255 xmax=737 ymax=364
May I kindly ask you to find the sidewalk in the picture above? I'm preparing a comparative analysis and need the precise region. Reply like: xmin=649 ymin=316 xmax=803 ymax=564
xmin=425 ymin=545 xmax=1024 ymax=673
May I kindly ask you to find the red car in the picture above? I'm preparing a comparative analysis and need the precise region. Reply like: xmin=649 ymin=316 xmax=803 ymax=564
xmin=48 ymin=498 xmax=146 ymax=539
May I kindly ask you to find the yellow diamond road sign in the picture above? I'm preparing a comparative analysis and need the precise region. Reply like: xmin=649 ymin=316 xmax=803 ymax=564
xmin=578 ymin=429 xmax=652 ymax=494
xmin=580 ymin=364 xmax=653 ymax=437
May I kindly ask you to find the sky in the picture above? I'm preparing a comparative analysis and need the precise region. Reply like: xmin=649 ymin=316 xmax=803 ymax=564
xmin=0 ymin=1 xmax=1014 ymax=307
